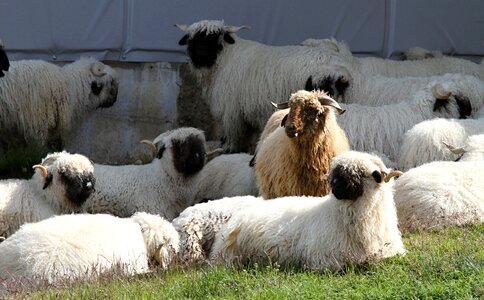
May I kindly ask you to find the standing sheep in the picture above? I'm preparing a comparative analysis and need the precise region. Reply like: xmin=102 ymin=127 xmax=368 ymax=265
xmin=176 ymin=20 xmax=349 ymax=153
xmin=172 ymin=196 xmax=263 ymax=263
xmin=83 ymin=127 xmax=220 ymax=220
xmin=0 ymin=57 xmax=118 ymax=152
xmin=394 ymin=160 xmax=484 ymax=233
xmin=194 ymin=153 xmax=258 ymax=203
xmin=255 ymin=90 xmax=348 ymax=199
xmin=0 ymin=212 xmax=179 ymax=284
xmin=210 ymin=151 xmax=405 ymax=271
xmin=0 ymin=39 xmax=9 ymax=77
xmin=398 ymin=118 xmax=484 ymax=170
xmin=0 ymin=151 xmax=95 ymax=239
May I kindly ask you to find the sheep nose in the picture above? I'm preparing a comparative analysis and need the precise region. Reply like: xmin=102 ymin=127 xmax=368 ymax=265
xmin=285 ymin=124 xmax=299 ymax=138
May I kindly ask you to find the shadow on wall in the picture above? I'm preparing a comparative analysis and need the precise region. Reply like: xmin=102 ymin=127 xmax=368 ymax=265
xmin=65 ymin=61 xmax=220 ymax=166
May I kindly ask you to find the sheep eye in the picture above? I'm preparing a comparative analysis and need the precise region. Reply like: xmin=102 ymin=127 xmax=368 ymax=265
xmin=91 ymin=82 xmax=103 ymax=96
xmin=371 ymin=171 xmax=382 ymax=183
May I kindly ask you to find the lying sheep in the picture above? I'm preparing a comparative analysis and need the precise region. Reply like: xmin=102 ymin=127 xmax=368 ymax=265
xmin=0 ymin=212 xmax=179 ymax=284
xmin=176 ymin=20 xmax=348 ymax=152
xmin=194 ymin=153 xmax=258 ymax=203
xmin=394 ymin=160 xmax=484 ymax=233
xmin=172 ymin=196 xmax=263 ymax=263
xmin=398 ymin=118 xmax=484 ymax=170
xmin=0 ymin=57 xmax=118 ymax=151
xmin=0 ymin=151 xmax=95 ymax=239
xmin=336 ymin=82 xmax=471 ymax=162
xmin=210 ymin=151 xmax=406 ymax=271
xmin=444 ymin=134 xmax=484 ymax=162
xmin=255 ymin=90 xmax=349 ymax=199
xmin=0 ymin=39 xmax=9 ymax=77
xmin=83 ymin=127 xmax=221 ymax=220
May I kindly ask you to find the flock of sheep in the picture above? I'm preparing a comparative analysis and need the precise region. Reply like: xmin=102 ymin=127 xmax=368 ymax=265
xmin=0 ymin=19 xmax=483 ymax=288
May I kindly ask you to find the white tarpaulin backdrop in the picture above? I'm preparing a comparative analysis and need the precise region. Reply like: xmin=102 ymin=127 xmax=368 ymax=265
xmin=1 ymin=0 xmax=483 ymax=62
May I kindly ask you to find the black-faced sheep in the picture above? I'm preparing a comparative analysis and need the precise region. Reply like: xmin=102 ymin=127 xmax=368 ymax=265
xmin=255 ymin=90 xmax=348 ymax=199
xmin=0 ymin=212 xmax=179 ymax=284
xmin=394 ymin=160 xmax=484 ymax=233
xmin=0 ymin=39 xmax=9 ymax=77
xmin=176 ymin=20 xmax=349 ymax=153
xmin=0 ymin=151 xmax=95 ymax=239
xmin=0 ymin=57 xmax=118 ymax=152
xmin=210 ymin=151 xmax=405 ymax=271
xmin=172 ymin=196 xmax=263 ymax=263
xmin=398 ymin=118 xmax=484 ymax=170
xmin=83 ymin=127 xmax=221 ymax=220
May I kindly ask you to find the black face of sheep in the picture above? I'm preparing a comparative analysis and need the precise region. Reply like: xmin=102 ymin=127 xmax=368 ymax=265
xmin=171 ymin=135 xmax=206 ymax=177
xmin=92 ymin=78 xmax=118 ymax=109
xmin=59 ymin=170 xmax=96 ymax=206
xmin=330 ymin=164 xmax=385 ymax=201
xmin=305 ymin=76 xmax=349 ymax=99
xmin=0 ymin=46 xmax=9 ymax=77
xmin=178 ymin=31 xmax=234 ymax=68
xmin=432 ymin=96 xmax=472 ymax=119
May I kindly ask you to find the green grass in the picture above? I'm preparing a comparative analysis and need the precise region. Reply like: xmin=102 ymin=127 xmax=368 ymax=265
xmin=4 ymin=224 xmax=483 ymax=300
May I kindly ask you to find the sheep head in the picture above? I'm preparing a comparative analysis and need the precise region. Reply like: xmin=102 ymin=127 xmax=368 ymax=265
xmin=175 ymin=20 xmax=250 ymax=68
xmin=273 ymin=90 xmax=344 ymax=140
xmin=304 ymin=65 xmax=351 ymax=100
xmin=431 ymin=83 xmax=472 ymax=119
xmin=329 ymin=151 xmax=402 ymax=201
xmin=33 ymin=151 xmax=95 ymax=212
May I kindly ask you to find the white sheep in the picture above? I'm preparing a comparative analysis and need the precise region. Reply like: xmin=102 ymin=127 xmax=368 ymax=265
xmin=255 ymin=90 xmax=349 ymax=199
xmin=0 ymin=39 xmax=9 ymax=77
xmin=403 ymin=47 xmax=445 ymax=60
xmin=176 ymin=20 xmax=348 ymax=153
xmin=0 ymin=151 xmax=95 ymax=239
xmin=0 ymin=57 xmax=118 ymax=151
xmin=194 ymin=153 xmax=258 ymax=203
xmin=336 ymin=82 xmax=470 ymax=162
xmin=172 ymin=196 xmax=263 ymax=263
xmin=443 ymin=134 xmax=484 ymax=162
xmin=83 ymin=127 xmax=220 ymax=220
xmin=210 ymin=151 xmax=405 ymax=271
xmin=398 ymin=118 xmax=484 ymax=170
xmin=394 ymin=160 xmax=484 ymax=233
xmin=0 ymin=212 xmax=179 ymax=284
xmin=304 ymin=38 xmax=484 ymax=79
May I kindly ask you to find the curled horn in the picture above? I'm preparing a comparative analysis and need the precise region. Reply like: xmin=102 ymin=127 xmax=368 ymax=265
xmin=174 ymin=24 xmax=189 ymax=32
xmin=383 ymin=170 xmax=404 ymax=183
xmin=442 ymin=141 xmax=465 ymax=155
xmin=432 ymin=84 xmax=451 ymax=100
xmin=32 ymin=165 xmax=49 ymax=178
xmin=271 ymin=101 xmax=289 ymax=109
xmin=318 ymin=95 xmax=346 ymax=115
xmin=225 ymin=25 xmax=251 ymax=33
xmin=90 ymin=62 xmax=106 ymax=77
xmin=206 ymin=148 xmax=224 ymax=162
xmin=140 ymin=140 xmax=157 ymax=155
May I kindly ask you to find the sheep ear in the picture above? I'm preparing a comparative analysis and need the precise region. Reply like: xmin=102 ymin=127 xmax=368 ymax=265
xmin=156 ymin=144 xmax=166 ymax=159
xmin=178 ymin=34 xmax=189 ymax=46
xmin=280 ymin=114 xmax=288 ymax=127
xmin=249 ymin=152 xmax=257 ymax=167
xmin=304 ymin=76 xmax=314 ymax=91
xmin=43 ymin=173 xmax=53 ymax=190
xmin=223 ymin=33 xmax=235 ymax=44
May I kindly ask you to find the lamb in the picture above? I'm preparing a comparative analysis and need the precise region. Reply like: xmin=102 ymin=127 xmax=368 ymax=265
xmin=0 ymin=57 xmax=118 ymax=151
xmin=0 ymin=212 xmax=179 ymax=284
xmin=194 ymin=153 xmax=258 ymax=203
xmin=0 ymin=151 xmax=95 ymax=239
xmin=176 ymin=20 xmax=349 ymax=153
xmin=335 ymin=82 xmax=472 ymax=162
xmin=83 ymin=127 xmax=221 ymax=220
xmin=209 ymin=151 xmax=406 ymax=271
xmin=394 ymin=160 xmax=484 ymax=233
xmin=398 ymin=118 xmax=484 ymax=170
xmin=172 ymin=196 xmax=263 ymax=263
xmin=254 ymin=90 xmax=349 ymax=199
xmin=0 ymin=39 xmax=9 ymax=77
